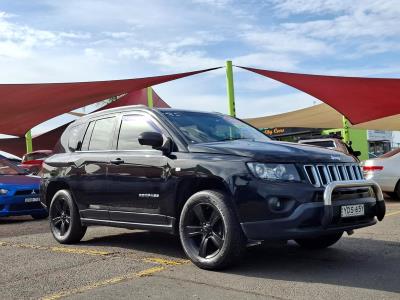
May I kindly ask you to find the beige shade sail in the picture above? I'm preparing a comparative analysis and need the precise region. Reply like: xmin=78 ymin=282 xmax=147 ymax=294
xmin=244 ymin=103 xmax=400 ymax=131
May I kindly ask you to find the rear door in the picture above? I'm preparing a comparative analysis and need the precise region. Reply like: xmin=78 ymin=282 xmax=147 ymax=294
xmin=76 ymin=116 xmax=117 ymax=220
xmin=107 ymin=113 xmax=172 ymax=225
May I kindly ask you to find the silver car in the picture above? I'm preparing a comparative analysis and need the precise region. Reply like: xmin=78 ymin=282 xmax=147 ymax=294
xmin=362 ymin=148 xmax=400 ymax=199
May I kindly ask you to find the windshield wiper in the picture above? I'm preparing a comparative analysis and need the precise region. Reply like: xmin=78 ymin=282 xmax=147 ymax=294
xmin=218 ymin=137 xmax=252 ymax=142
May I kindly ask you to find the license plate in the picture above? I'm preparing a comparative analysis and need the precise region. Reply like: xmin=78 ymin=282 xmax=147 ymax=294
xmin=341 ymin=204 xmax=365 ymax=218
xmin=25 ymin=197 xmax=40 ymax=203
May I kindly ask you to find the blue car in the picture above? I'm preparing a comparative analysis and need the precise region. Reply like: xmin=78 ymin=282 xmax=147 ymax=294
xmin=0 ymin=156 xmax=48 ymax=219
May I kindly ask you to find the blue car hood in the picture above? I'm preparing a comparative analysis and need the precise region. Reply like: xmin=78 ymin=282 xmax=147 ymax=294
xmin=0 ymin=175 xmax=40 ymax=187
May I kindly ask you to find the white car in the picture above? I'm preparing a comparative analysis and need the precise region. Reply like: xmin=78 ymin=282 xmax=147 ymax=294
xmin=362 ymin=148 xmax=400 ymax=199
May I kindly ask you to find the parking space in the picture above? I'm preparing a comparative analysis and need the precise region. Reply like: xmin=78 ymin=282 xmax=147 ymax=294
xmin=1 ymin=200 xmax=399 ymax=300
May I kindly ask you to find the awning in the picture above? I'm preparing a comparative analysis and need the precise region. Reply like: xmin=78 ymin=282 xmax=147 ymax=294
xmin=245 ymin=103 xmax=400 ymax=131
xmin=0 ymin=67 xmax=219 ymax=137
xmin=0 ymin=88 xmax=170 ymax=156
xmin=240 ymin=66 xmax=400 ymax=125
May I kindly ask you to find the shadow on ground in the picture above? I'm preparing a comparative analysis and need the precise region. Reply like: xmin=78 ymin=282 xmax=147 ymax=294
xmin=83 ymin=230 xmax=400 ymax=294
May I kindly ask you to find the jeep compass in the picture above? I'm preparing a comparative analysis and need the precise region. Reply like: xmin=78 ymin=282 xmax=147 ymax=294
xmin=40 ymin=106 xmax=386 ymax=269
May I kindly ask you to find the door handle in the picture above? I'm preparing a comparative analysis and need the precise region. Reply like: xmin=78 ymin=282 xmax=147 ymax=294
xmin=110 ymin=158 xmax=124 ymax=165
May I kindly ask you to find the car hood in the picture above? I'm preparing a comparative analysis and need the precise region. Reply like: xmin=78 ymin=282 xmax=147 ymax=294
xmin=0 ymin=175 xmax=40 ymax=188
xmin=188 ymin=140 xmax=355 ymax=163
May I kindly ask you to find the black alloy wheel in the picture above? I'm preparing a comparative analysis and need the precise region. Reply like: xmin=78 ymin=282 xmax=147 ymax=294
xmin=50 ymin=197 xmax=71 ymax=238
xmin=179 ymin=190 xmax=246 ymax=270
xmin=49 ymin=190 xmax=87 ymax=244
xmin=183 ymin=203 xmax=225 ymax=259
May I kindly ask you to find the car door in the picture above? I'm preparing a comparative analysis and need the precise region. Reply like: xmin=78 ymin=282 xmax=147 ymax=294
xmin=107 ymin=113 xmax=172 ymax=225
xmin=75 ymin=115 xmax=117 ymax=220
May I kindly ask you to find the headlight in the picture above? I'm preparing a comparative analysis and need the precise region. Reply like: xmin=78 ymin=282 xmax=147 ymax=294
xmin=0 ymin=189 xmax=9 ymax=195
xmin=247 ymin=163 xmax=300 ymax=181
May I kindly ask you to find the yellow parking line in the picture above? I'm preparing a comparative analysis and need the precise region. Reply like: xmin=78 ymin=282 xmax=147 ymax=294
xmin=0 ymin=241 xmax=113 ymax=256
xmin=143 ymin=257 xmax=189 ymax=266
xmin=41 ymin=266 xmax=165 ymax=300
xmin=386 ymin=210 xmax=400 ymax=217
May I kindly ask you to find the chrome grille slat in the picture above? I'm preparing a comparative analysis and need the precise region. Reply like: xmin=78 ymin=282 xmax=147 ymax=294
xmin=304 ymin=163 xmax=362 ymax=187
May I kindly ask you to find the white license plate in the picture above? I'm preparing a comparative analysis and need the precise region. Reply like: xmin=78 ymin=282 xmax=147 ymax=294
xmin=25 ymin=197 xmax=40 ymax=203
xmin=341 ymin=204 xmax=365 ymax=218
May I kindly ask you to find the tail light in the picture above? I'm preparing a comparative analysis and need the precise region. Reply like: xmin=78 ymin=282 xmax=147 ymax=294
xmin=363 ymin=166 xmax=384 ymax=171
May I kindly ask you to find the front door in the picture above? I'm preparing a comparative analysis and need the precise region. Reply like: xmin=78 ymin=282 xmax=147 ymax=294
xmin=107 ymin=114 xmax=172 ymax=225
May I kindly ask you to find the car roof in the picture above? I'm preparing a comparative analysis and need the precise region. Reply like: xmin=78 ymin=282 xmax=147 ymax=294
xmin=74 ymin=106 xmax=223 ymax=124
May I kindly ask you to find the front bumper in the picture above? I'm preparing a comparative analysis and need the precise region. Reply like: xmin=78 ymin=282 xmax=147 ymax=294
xmin=241 ymin=180 xmax=386 ymax=240
xmin=0 ymin=195 xmax=47 ymax=217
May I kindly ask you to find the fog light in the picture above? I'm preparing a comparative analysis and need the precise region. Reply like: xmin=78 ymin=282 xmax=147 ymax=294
xmin=268 ymin=196 xmax=283 ymax=211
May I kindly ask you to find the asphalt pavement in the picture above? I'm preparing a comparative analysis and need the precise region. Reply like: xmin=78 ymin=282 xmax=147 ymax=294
xmin=0 ymin=199 xmax=399 ymax=300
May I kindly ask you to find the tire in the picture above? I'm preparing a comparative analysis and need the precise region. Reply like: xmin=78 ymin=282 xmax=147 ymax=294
xmin=31 ymin=212 xmax=48 ymax=220
xmin=179 ymin=190 xmax=246 ymax=270
xmin=386 ymin=192 xmax=398 ymax=200
xmin=49 ymin=190 xmax=87 ymax=244
xmin=295 ymin=232 xmax=343 ymax=249
xmin=390 ymin=181 xmax=400 ymax=200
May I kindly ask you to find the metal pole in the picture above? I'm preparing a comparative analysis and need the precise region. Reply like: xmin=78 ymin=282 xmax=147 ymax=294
xmin=342 ymin=116 xmax=350 ymax=143
xmin=25 ymin=130 xmax=33 ymax=153
xmin=147 ymin=87 xmax=154 ymax=108
xmin=226 ymin=60 xmax=236 ymax=117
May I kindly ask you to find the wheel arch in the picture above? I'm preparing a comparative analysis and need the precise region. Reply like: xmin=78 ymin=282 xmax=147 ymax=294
xmin=45 ymin=180 xmax=71 ymax=208
xmin=173 ymin=176 xmax=237 ymax=232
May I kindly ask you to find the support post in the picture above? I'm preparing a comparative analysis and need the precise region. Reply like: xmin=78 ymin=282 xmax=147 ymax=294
xmin=225 ymin=60 xmax=236 ymax=117
xmin=25 ymin=130 xmax=33 ymax=153
xmin=342 ymin=116 xmax=350 ymax=143
xmin=147 ymin=87 xmax=154 ymax=108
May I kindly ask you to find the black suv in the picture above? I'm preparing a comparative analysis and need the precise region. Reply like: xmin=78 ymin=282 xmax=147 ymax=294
xmin=41 ymin=106 xmax=386 ymax=269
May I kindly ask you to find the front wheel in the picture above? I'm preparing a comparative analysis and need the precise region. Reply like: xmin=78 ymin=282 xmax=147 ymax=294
xmin=49 ymin=190 xmax=87 ymax=244
xmin=295 ymin=232 xmax=343 ymax=249
xmin=179 ymin=190 xmax=246 ymax=270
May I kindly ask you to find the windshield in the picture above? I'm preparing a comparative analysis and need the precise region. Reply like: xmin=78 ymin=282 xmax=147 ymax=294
xmin=161 ymin=111 xmax=270 ymax=144
xmin=0 ymin=159 xmax=28 ymax=175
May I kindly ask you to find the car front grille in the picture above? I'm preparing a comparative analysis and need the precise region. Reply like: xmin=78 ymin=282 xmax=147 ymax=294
xmin=304 ymin=163 xmax=363 ymax=187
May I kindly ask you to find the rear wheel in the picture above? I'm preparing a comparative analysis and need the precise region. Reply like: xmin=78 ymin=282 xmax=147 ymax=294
xmin=49 ymin=190 xmax=87 ymax=244
xmin=179 ymin=190 xmax=246 ymax=270
xmin=295 ymin=232 xmax=343 ymax=249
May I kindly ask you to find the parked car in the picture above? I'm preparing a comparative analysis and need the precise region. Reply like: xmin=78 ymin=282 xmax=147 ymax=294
xmin=41 ymin=106 xmax=385 ymax=270
xmin=298 ymin=138 xmax=361 ymax=161
xmin=0 ymin=150 xmax=22 ymax=164
xmin=362 ymin=148 xmax=400 ymax=199
xmin=21 ymin=150 xmax=52 ymax=174
xmin=0 ymin=155 xmax=48 ymax=219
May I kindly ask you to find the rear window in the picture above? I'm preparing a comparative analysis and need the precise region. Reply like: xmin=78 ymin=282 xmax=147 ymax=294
xmin=380 ymin=148 xmax=400 ymax=158
xmin=68 ymin=124 xmax=84 ymax=151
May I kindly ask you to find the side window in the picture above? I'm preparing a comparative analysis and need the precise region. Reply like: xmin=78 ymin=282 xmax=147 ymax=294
xmin=81 ymin=121 xmax=95 ymax=151
xmin=117 ymin=115 xmax=161 ymax=150
xmin=68 ymin=124 xmax=84 ymax=151
xmin=88 ymin=117 xmax=116 ymax=151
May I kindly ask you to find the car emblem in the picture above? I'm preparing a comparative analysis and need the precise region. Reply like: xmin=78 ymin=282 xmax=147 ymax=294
xmin=31 ymin=190 xmax=36 ymax=195
xmin=330 ymin=155 xmax=341 ymax=161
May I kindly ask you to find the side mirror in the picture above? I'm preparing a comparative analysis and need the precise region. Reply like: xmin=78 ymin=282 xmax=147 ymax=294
xmin=353 ymin=151 xmax=361 ymax=157
xmin=138 ymin=132 xmax=164 ymax=148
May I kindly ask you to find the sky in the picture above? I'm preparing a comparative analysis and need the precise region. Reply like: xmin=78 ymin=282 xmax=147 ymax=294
xmin=0 ymin=0 xmax=400 ymax=137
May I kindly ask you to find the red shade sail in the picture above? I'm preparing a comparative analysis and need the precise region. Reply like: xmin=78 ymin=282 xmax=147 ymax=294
xmin=0 ymin=88 xmax=170 ymax=157
xmin=0 ymin=67 xmax=219 ymax=136
xmin=240 ymin=66 xmax=400 ymax=125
